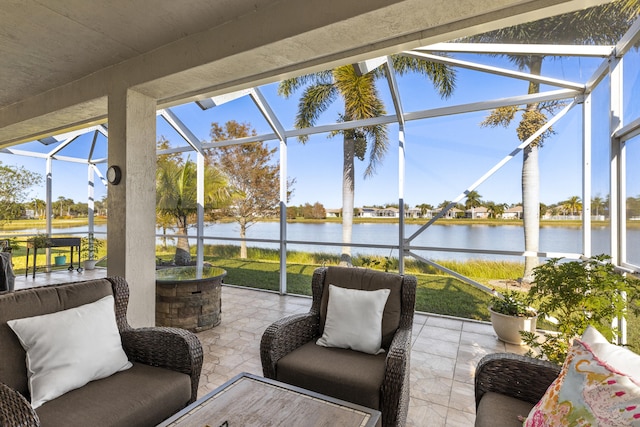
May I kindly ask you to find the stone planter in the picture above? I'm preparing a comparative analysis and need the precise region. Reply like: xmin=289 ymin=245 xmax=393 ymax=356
xmin=489 ymin=306 xmax=538 ymax=346
xmin=156 ymin=266 xmax=226 ymax=332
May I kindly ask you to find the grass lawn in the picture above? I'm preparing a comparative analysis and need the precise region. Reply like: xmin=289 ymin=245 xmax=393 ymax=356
xmin=202 ymin=256 xmax=496 ymax=321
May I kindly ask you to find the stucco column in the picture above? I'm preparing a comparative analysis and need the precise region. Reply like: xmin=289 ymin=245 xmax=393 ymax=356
xmin=107 ymin=88 xmax=157 ymax=327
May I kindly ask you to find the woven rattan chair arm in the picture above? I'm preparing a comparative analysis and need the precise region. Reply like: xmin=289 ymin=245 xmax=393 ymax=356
xmin=475 ymin=352 xmax=561 ymax=407
xmin=381 ymin=327 xmax=412 ymax=427
xmin=260 ymin=313 xmax=319 ymax=379
xmin=121 ymin=327 xmax=203 ymax=404
xmin=0 ymin=382 xmax=40 ymax=427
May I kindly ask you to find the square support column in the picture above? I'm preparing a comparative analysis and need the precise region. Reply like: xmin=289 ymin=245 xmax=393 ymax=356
xmin=107 ymin=89 xmax=157 ymax=327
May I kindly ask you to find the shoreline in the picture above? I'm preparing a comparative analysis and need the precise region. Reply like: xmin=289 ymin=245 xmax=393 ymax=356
xmin=1 ymin=217 xmax=636 ymax=231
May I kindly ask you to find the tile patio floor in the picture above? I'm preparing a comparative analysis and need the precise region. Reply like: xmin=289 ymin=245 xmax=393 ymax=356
xmin=15 ymin=269 xmax=528 ymax=427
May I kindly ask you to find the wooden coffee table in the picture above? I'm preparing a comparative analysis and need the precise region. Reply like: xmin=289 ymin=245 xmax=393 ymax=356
xmin=157 ymin=372 xmax=381 ymax=427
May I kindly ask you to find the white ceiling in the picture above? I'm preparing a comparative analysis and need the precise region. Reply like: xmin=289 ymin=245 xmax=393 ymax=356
xmin=0 ymin=0 xmax=611 ymax=146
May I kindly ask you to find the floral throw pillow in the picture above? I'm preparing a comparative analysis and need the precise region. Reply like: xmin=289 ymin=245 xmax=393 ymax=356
xmin=523 ymin=339 xmax=640 ymax=426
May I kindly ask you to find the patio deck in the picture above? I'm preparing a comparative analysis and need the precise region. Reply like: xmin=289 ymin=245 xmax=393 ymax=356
xmin=14 ymin=269 xmax=529 ymax=427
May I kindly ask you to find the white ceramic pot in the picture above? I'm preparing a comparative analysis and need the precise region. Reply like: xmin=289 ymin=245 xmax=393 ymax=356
xmin=489 ymin=306 xmax=538 ymax=346
xmin=82 ymin=259 xmax=98 ymax=270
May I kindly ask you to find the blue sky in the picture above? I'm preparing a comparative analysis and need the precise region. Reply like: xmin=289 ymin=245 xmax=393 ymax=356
xmin=2 ymin=49 xmax=639 ymax=211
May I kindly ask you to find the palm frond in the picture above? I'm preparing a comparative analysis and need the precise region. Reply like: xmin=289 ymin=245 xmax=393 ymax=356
xmin=363 ymin=123 xmax=389 ymax=178
xmin=295 ymin=84 xmax=337 ymax=142
xmin=467 ymin=0 xmax=638 ymax=46
xmin=390 ymin=55 xmax=456 ymax=99
xmin=278 ymin=71 xmax=333 ymax=98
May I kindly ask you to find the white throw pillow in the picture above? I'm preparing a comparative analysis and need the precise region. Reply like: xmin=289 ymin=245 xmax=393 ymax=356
xmin=581 ymin=325 xmax=640 ymax=380
xmin=317 ymin=284 xmax=390 ymax=355
xmin=7 ymin=295 xmax=132 ymax=409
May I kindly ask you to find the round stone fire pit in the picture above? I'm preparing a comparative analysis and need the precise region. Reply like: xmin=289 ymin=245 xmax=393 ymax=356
xmin=156 ymin=266 xmax=226 ymax=332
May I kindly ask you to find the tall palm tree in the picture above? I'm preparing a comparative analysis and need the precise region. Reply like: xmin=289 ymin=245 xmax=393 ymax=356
xmin=156 ymin=156 xmax=229 ymax=265
xmin=464 ymin=190 xmax=482 ymax=219
xmin=471 ymin=0 xmax=639 ymax=281
xmin=280 ymin=57 xmax=455 ymax=264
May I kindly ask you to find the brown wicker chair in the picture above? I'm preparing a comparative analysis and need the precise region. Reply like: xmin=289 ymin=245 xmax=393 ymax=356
xmin=0 ymin=276 xmax=203 ymax=427
xmin=261 ymin=266 xmax=416 ymax=427
xmin=474 ymin=352 xmax=561 ymax=427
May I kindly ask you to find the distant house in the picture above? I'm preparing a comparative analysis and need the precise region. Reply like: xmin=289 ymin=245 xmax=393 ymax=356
xmin=326 ymin=209 xmax=341 ymax=218
xmin=465 ymin=206 xmax=489 ymax=219
xmin=377 ymin=207 xmax=399 ymax=218
xmin=437 ymin=207 xmax=463 ymax=218
xmin=405 ymin=208 xmax=423 ymax=218
xmin=502 ymin=206 xmax=523 ymax=219
xmin=358 ymin=207 xmax=377 ymax=218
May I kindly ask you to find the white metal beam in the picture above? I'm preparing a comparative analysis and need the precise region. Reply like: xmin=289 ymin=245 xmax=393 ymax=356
xmin=615 ymin=116 xmax=640 ymax=142
xmin=352 ymin=56 xmax=387 ymax=76
xmin=195 ymin=88 xmax=253 ymax=110
xmin=616 ymin=15 xmax=640 ymax=58
xmin=417 ymin=42 xmax=613 ymax=57
xmin=160 ymin=89 xmax=577 ymax=156
xmin=403 ymin=51 xmax=586 ymax=92
xmin=250 ymin=88 xmax=287 ymax=141
xmin=159 ymin=108 xmax=203 ymax=153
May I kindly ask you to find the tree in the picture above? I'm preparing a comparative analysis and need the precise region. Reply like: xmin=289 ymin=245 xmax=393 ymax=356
xmin=299 ymin=202 xmax=326 ymax=219
xmin=464 ymin=190 xmax=482 ymax=218
xmin=31 ymin=198 xmax=46 ymax=219
xmin=471 ymin=0 xmax=639 ymax=281
xmin=416 ymin=203 xmax=434 ymax=218
xmin=208 ymin=121 xmax=293 ymax=259
xmin=564 ymin=195 xmax=582 ymax=217
xmin=0 ymin=162 xmax=42 ymax=223
xmin=592 ymin=195 xmax=605 ymax=218
xmin=628 ymin=195 xmax=640 ymax=219
xmin=279 ymin=56 xmax=455 ymax=265
xmin=156 ymin=142 xmax=229 ymax=265
xmin=485 ymin=201 xmax=507 ymax=218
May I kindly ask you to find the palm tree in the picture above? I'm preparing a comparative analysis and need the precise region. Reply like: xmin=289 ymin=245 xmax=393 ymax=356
xmin=156 ymin=156 xmax=229 ymax=265
xmin=592 ymin=195 xmax=605 ymax=218
xmin=464 ymin=190 xmax=482 ymax=219
xmin=565 ymin=196 xmax=583 ymax=217
xmin=279 ymin=56 xmax=455 ymax=264
xmin=471 ymin=0 xmax=639 ymax=281
xmin=486 ymin=201 xmax=507 ymax=219
xmin=416 ymin=203 xmax=433 ymax=218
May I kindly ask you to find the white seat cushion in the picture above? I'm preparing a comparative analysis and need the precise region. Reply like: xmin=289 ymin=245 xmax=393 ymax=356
xmin=317 ymin=284 xmax=390 ymax=354
xmin=7 ymin=295 xmax=132 ymax=408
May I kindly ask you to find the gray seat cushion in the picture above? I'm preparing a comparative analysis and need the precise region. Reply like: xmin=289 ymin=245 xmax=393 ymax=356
xmin=36 ymin=363 xmax=191 ymax=427
xmin=276 ymin=341 xmax=386 ymax=410
xmin=475 ymin=392 xmax=536 ymax=427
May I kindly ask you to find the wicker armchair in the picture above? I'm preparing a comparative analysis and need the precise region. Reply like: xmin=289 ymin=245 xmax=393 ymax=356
xmin=107 ymin=276 xmax=203 ymax=404
xmin=0 ymin=276 xmax=203 ymax=427
xmin=261 ymin=266 xmax=417 ymax=427
xmin=474 ymin=352 xmax=561 ymax=427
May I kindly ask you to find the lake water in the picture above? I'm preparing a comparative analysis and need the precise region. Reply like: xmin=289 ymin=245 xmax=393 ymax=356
xmin=13 ymin=221 xmax=639 ymax=264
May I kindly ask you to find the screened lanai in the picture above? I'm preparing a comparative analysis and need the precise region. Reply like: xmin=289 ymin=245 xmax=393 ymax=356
xmin=3 ymin=9 xmax=639 ymax=289
xmin=1 ymin=1 xmax=639 ymax=328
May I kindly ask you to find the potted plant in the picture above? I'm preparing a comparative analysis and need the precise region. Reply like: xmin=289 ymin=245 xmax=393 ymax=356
xmin=27 ymin=233 xmax=52 ymax=249
xmin=80 ymin=234 xmax=104 ymax=270
xmin=489 ymin=290 xmax=538 ymax=345
xmin=521 ymin=254 xmax=640 ymax=364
